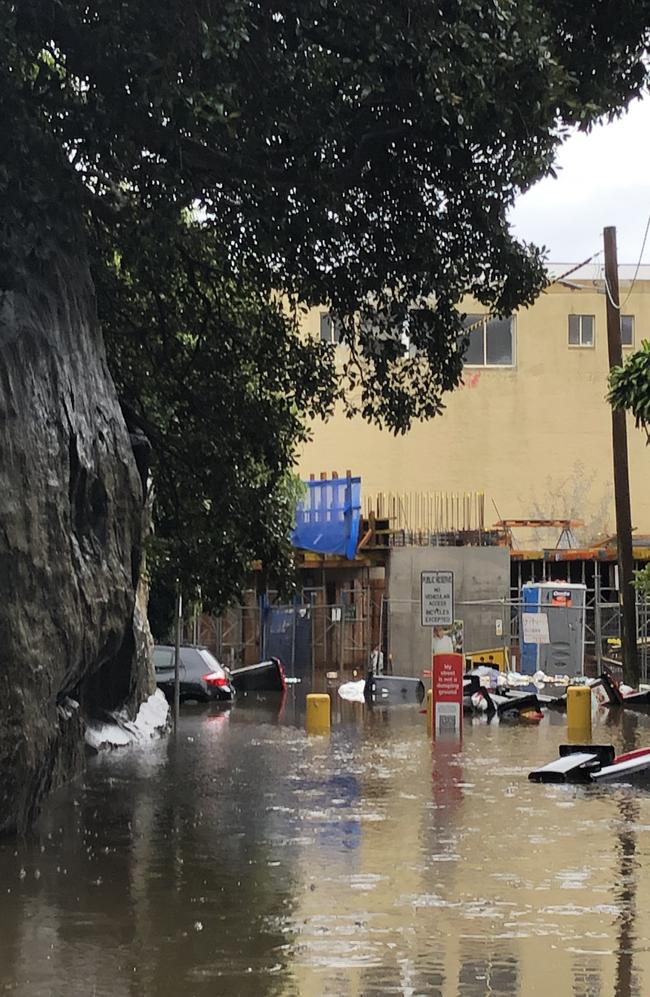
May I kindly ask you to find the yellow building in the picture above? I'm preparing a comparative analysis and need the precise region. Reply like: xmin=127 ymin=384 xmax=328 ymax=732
xmin=297 ymin=262 xmax=650 ymax=548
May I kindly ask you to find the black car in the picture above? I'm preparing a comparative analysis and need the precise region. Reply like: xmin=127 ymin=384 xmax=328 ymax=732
xmin=153 ymin=644 xmax=234 ymax=703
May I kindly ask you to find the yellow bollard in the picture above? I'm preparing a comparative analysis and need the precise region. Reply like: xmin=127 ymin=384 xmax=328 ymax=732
xmin=306 ymin=693 xmax=331 ymax=733
xmin=426 ymin=689 xmax=433 ymax=737
xmin=567 ymin=685 xmax=592 ymax=741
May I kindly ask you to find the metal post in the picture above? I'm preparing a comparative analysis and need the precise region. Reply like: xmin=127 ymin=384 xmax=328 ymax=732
xmin=290 ymin=598 xmax=297 ymax=680
xmin=173 ymin=584 xmax=182 ymax=731
xmin=259 ymin=592 xmax=267 ymax=661
xmin=310 ymin=592 xmax=316 ymax=689
xmin=637 ymin=595 xmax=650 ymax=682
xmin=594 ymin=568 xmax=602 ymax=672
xmin=604 ymin=225 xmax=638 ymax=684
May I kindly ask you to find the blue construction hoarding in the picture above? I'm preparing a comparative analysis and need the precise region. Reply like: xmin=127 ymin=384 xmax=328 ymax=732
xmin=292 ymin=475 xmax=361 ymax=560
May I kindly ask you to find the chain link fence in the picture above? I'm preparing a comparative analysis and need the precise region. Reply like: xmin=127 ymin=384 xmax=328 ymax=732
xmin=201 ymin=586 xmax=650 ymax=682
xmin=384 ymin=589 xmax=650 ymax=680
xmin=199 ymin=588 xmax=384 ymax=678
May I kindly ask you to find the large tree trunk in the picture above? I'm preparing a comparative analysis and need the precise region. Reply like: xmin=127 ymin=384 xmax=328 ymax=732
xmin=0 ymin=254 xmax=153 ymax=835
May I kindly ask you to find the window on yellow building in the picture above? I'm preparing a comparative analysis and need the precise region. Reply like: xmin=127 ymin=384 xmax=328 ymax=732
xmin=320 ymin=312 xmax=343 ymax=343
xmin=621 ymin=314 xmax=634 ymax=347
xmin=461 ymin=314 xmax=514 ymax=366
xmin=568 ymin=314 xmax=594 ymax=347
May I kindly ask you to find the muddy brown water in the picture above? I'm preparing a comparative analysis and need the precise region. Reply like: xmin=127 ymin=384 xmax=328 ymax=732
xmin=2 ymin=695 xmax=650 ymax=996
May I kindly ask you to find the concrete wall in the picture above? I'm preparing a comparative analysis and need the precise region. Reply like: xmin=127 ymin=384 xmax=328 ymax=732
xmin=297 ymin=278 xmax=650 ymax=545
xmin=387 ymin=546 xmax=510 ymax=676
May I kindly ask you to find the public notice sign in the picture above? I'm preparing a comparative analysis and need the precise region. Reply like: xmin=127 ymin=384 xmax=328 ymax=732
xmin=432 ymin=652 xmax=463 ymax=737
xmin=421 ymin=570 xmax=454 ymax=627
xmin=522 ymin=612 xmax=550 ymax=645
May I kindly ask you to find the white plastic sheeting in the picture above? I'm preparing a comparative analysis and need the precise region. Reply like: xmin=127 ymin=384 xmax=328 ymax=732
xmin=85 ymin=689 xmax=170 ymax=752
xmin=337 ymin=680 xmax=366 ymax=704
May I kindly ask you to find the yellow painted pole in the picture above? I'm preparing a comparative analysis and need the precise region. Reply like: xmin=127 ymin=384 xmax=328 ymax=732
xmin=426 ymin=689 xmax=433 ymax=737
xmin=306 ymin=693 xmax=331 ymax=733
xmin=567 ymin=686 xmax=592 ymax=741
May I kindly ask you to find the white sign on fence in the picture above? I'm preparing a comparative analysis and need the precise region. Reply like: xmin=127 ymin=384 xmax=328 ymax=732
xmin=522 ymin=612 xmax=550 ymax=644
xmin=421 ymin=570 xmax=454 ymax=627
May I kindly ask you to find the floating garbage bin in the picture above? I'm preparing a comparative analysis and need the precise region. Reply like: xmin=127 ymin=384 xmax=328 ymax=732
xmin=230 ymin=657 xmax=286 ymax=693
xmin=364 ymin=674 xmax=425 ymax=705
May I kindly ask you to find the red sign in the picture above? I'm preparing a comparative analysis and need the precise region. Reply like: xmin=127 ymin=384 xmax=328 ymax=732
xmin=432 ymin=653 xmax=463 ymax=738
xmin=432 ymin=653 xmax=463 ymax=703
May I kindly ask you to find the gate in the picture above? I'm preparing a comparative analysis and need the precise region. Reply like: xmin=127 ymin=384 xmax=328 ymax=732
xmin=203 ymin=589 xmax=377 ymax=679
xmin=263 ymin=605 xmax=312 ymax=681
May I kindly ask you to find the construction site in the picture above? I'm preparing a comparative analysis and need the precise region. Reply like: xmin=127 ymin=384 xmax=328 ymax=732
xmin=194 ymin=478 xmax=650 ymax=685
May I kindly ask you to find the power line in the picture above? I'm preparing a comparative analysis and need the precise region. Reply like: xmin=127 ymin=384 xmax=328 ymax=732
xmin=599 ymin=211 xmax=650 ymax=311
xmin=620 ymin=210 xmax=650 ymax=309
xmin=602 ymin=267 xmax=620 ymax=311
xmin=548 ymin=252 xmax=601 ymax=288
xmin=461 ymin=251 xmax=602 ymax=337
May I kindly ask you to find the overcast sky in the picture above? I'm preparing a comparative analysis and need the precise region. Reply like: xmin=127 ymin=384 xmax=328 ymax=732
xmin=509 ymin=95 xmax=650 ymax=265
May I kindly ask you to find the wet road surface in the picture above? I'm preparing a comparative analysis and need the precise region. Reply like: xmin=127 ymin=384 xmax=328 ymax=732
xmin=2 ymin=694 xmax=650 ymax=996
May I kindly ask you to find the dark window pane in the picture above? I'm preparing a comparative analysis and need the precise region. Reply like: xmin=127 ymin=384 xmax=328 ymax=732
xmin=153 ymin=647 xmax=173 ymax=670
xmin=180 ymin=648 xmax=205 ymax=678
xmin=581 ymin=315 xmax=594 ymax=345
xmin=462 ymin=313 xmax=483 ymax=330
xmin=320 ymin=312 xmax=333 ymax=342
xmin=463 ymin=326 xmax=485 ymax=365
xmin=621 ymin=314 xmax=634 ymax=346
xmin=568 ymin=314 xmax=580 ymax=345
xmin=486 ymin=317 xmax=513 ymax=364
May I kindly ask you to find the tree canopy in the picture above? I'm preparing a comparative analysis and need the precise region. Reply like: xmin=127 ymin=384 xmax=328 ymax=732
xmin=4 ymin=0 xmax=650 ymax=604
xmin=609 ymin=337 xmax=650 ymax=596
xmin=609 ymin=338 xmax=650 ymax=443
xmin=94 ymin=209 xmax=335 ymax=601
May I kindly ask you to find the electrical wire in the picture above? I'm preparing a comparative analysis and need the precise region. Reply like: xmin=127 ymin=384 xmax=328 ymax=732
xmin=460 ymin=252 xmax=602 ymax=337
xmin=599 ymin=211 xmax=650 ymax=311
xmin=602 ymin=268 xmax=620 ymax=311
xmin=620 ymin=210 xmax=650 ymax=309
xmin=462 ymin=224 xmax=648 ymax=344
xmin=548 ymin=252 xmax=601 ymax=288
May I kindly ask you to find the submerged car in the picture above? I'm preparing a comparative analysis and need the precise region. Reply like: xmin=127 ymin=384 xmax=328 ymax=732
xmin=153 ymin=644 xmax=233 ymax=703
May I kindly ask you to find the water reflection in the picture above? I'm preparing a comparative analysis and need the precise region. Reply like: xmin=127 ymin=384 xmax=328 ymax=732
xmin=458 ymin=948 xmax=519 ymax=996
xmin=2 ymin=703 xmax=650 ymax=995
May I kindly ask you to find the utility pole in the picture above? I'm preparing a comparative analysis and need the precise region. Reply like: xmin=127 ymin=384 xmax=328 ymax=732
xmin=603 ymin=226 xmax=638 ymax=685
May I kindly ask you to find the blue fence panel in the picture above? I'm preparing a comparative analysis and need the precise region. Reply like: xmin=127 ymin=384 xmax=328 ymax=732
xmin=292 ymin=476 xmax=361 ymax=560
xmin=262 ymin=604 xmax=312 ymax=681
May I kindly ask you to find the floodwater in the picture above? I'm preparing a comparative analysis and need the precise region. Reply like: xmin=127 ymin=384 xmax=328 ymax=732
xmin=2 ymin=696 xmax=650 ymax=997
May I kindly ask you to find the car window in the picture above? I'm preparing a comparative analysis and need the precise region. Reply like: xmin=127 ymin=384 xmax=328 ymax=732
xmin=198 ymin=649 xmax=225 ymax=675
xmin=153 ymin=647 xmax=173 ymax=670
xmin=180 ymin=647 xmax=207 ymax=677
